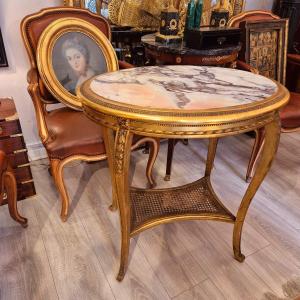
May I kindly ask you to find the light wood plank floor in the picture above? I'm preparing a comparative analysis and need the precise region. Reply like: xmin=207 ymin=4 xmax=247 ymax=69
xmin=0 ymin=132 xmax=300 ymax=300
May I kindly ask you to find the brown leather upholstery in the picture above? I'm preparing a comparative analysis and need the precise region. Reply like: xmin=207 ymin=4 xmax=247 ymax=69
xmin=280 ymin=93 xmax=300 ymax=130
xmin=23 ymin=7 xmax=110 ymax=61
xmin=45 ymin=107 xmax=106 ymax=159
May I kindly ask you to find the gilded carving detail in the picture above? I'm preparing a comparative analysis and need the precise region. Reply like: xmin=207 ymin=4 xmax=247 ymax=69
xmin=114 ymin=119 xmax=129 ymax=174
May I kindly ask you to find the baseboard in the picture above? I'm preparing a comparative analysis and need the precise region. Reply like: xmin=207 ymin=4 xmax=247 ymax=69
xmin=27 ymin=141 xmax=47 ymax=161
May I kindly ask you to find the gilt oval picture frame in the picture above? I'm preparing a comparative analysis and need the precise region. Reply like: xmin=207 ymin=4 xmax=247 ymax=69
xmin=37 ymin=17 xmax=118 ymax=110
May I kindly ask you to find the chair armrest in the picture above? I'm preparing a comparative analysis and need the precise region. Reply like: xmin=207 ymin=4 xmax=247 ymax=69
xmin=118 ymin=60 xmax=134 ymax=69
xmin=236 ymin=60 xmax=259 ymax=74
xmin=27 ymin=68 xmax=39 ymax=84
xmin=288 ymin=54 xmax=300 ymax=65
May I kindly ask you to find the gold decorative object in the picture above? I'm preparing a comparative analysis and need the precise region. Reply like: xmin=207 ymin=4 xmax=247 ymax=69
xmin=178 ymin=0 xmax=245 ymax=35
xmin=108 ymin=0 xmax=161 ymax=29
xmin=36 ymin=17 xmax=118 ymax=110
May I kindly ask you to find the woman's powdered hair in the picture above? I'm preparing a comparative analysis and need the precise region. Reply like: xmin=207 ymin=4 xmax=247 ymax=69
xmin=62 ymin=37 xmax=90 ymax=64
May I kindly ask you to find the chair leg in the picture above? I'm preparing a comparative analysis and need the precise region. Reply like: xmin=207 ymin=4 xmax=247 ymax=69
xmin=146 ymin=138 xmax=160 ymax=188
xmin=50 ymin=159 xmax=70 ymax=222
xmin=5 ymin=169 xmax=28 ymax=227
xmin=165 ymin=139 xmax=177 ymax=181
xmin=246 ymin=128 xmax=265 ymax=183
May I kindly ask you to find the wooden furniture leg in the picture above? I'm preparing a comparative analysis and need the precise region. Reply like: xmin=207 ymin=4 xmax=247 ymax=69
xmin=0 ymin=150 xmax=27 ymax=227
xmin=165 ymin=139 xmax=177 ymax=181
xmin=4 ymin=167 xmax=28 ymax=227
xmin=205 ymin=138 xmax=219 ymax=177
xmin=246 ymin=128 xmax=265 ymax=182
xmin=112 ymin=122 xmax=133 ymax=281
xmin=233 ymin=118 xmax=280 ymax=261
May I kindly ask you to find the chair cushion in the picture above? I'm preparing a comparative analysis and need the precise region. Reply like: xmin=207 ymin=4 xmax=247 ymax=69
xmin=44 ymin=107 xmax=105 ymax=159
xmin=280 ymin=92 xmax=300 ymax=130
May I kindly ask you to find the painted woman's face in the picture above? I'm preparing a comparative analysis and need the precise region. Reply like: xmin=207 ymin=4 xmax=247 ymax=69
xmin=65 ymin=48 xmax=87 ymax=74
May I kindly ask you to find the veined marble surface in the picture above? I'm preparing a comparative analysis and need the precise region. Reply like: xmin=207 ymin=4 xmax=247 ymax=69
xmin=89 ymin=66 xmax=278 ymax=110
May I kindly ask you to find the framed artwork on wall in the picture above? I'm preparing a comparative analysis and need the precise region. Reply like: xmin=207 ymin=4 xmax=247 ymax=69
xmin=36 ymin=17 xmax=118 ymax=109
xmin=239 ymin=18 xmax=288 ymax=85
xmin=0 ymin=28 xmax=8 ymax=67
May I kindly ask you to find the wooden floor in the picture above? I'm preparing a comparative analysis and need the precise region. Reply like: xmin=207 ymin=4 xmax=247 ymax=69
xmin=0 ymin=132 xmax=300 ymax=300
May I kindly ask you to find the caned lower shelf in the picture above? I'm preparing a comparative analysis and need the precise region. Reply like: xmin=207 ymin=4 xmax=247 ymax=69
xmin=130 ymin=177 xmax=236 ymax=235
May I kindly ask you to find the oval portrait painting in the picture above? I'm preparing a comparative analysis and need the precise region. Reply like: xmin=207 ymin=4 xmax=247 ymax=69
xmin=52 ymin=32 xmax=108 ymax=95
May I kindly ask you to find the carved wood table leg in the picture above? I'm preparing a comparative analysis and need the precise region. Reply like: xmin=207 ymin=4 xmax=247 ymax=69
xmin=146 ymin=138 xmax=160 ymax=188
xmin=246 ymin=127 xmax=265 ymax=183
xmin=233 ymin=118 xmax=280 ymax=262
xmin=113 ymin=121 xmax=133 ymax=281
xmin=5 ymin=168 xmax=28 ymax=227
xmin=205 ymin=138 xmax=219 ymax=177
xmin=164 ymin=139 xmax=177 ymax=181
xmin=102 ymin=127 xmax=118 ymax=211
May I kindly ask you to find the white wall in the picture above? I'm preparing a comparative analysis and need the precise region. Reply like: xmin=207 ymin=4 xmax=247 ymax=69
xmin=245 ymin=0 xmax=274 ymax=11
xmin=0 ymin=0 xmax=62 ymax=160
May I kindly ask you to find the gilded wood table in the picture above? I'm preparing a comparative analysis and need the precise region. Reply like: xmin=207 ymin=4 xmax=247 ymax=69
xmin=78 ymin=65 xmax=289 ymax=281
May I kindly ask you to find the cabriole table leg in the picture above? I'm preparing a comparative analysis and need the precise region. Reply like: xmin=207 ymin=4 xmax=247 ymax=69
xmin=113 ymin=123 xmax=133 ymax=281
xmin=205 ymin=138 xmax=219 ymax=177
xmin=233 ymin=117 xmax=281 ymax=262
xmin=102 ymin=127 xmax=118 ymax=211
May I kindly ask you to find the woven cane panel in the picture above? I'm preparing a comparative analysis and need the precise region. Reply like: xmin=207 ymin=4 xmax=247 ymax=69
xmin=130 ymin=177 xmax=232 ymax=231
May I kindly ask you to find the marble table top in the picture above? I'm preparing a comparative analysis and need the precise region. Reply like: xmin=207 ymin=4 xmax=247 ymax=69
xmin=141 ymin=34 xmax=241 ymax=56
xmin=89 ymin=65 xmax=278 ymax=111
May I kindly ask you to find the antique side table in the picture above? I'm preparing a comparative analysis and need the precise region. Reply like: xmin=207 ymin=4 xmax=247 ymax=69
xmin=142 ymin=34 xmax=241 ymax=66
xmin=78 ymin=66 xmax=289 ymax=281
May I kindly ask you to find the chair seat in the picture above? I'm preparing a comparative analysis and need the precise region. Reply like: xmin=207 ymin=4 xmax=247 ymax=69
xmin=45 ymin=107 xmax=105 ymax=159
xmin=280 ymin=92 xmax=300 ymax=129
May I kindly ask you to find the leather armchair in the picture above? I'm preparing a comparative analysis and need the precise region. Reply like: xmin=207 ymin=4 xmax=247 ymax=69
xmin=21 ymin=7 xmax=159 ymax=221
xmin=229 ymin=11 xmax=300 ymax=181
xmin=0 ymin=150 xmax=27 ymax=227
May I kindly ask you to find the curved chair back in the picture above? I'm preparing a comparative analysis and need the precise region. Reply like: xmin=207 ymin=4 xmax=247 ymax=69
xmin=228 ymin=10 xmax=280 ymax=27
xmin=21 ymin=7 xmax=111 ymax=105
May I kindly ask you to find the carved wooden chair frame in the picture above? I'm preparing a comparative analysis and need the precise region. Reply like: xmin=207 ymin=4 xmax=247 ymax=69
xmin=21 ymin=7 xmax=159 ymax=221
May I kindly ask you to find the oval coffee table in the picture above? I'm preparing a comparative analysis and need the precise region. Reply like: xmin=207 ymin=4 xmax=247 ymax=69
xmin=78 ymin=65 xmax=289 ymax=281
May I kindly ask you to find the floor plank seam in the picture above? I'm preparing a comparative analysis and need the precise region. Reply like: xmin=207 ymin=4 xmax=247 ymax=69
xmin=79 ymin=213 xmax=117 ymax=300
xmin=245 ymin=257 xmax=284 ymax=298
xmin=170 ymin=277 xmax=210 ymax=299
xmin=134 ymin=240 xmax=172 ymax=299
xmin=32 ymin=200 xmax=60 ymax=300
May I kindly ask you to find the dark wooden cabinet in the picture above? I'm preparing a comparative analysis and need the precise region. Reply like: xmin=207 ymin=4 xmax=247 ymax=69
xmin=0 ymin=98 xmax=35 ymax=203
xmin=278 ymin=0 xmax=300 ymax=53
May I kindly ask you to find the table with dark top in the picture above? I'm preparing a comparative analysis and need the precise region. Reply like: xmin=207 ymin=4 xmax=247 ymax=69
xmin=142 ymin=33 xmax=241 ymax=67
